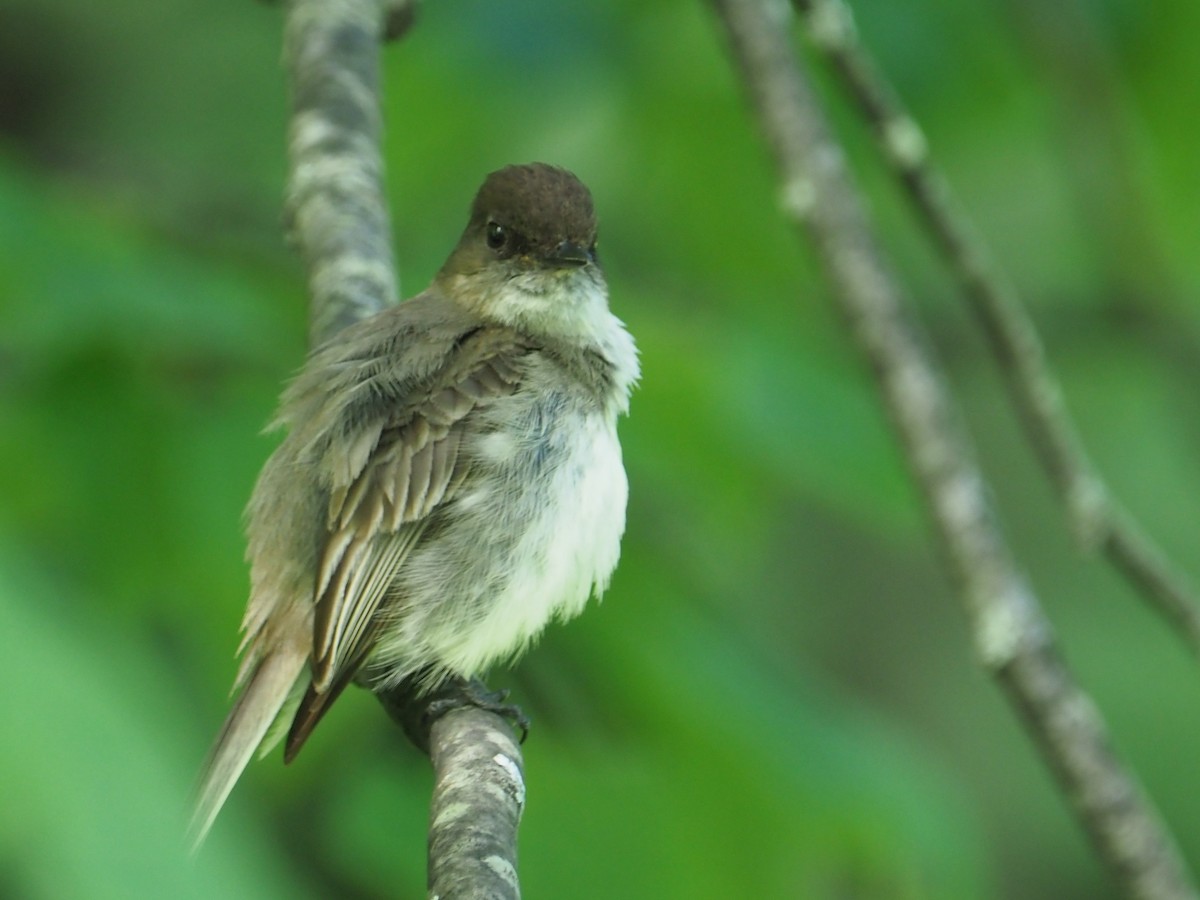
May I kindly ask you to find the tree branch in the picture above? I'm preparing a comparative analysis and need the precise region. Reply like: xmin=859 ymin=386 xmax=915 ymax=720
xmin=792 ymin=0 xmax=1200 ymax=654
xmin=427 ymin=709 xmax=526 ymax=900
xmin=279 ymin=1 xmax=523 ymax=894
xmin=283 ymin=0 xmax=400 ymax=346
xmin=706 ymin=1 xmax=1196 ymax=896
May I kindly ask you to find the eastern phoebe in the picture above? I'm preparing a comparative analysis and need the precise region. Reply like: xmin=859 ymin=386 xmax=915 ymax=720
xmin=192 ymin=163 xmax=638 ymax=845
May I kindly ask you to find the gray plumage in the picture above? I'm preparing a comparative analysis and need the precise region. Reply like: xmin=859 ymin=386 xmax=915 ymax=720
xmin=191 ymin=164 xmax=638 ymax=847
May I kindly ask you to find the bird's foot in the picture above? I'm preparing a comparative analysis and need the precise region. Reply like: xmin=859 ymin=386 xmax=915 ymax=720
xmin=378 ymin=674 xmax=530 ymax=754
xmin=426 ymin=678 xmax=531 ymax=743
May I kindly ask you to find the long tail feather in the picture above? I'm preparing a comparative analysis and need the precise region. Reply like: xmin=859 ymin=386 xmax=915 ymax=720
xmin=283 ymin=666 xmax=357 ymax=764
xmin=189 ymin=649 xmax=307 ymax=850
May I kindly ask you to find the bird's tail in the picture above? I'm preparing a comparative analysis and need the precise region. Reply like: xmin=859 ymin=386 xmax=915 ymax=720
xmin=189 ymin=648 xmax=307 ymax=851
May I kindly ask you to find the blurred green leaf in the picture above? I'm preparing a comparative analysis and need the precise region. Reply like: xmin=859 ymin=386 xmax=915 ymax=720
xmin=0 ymin=548 xmax=315 ymax=899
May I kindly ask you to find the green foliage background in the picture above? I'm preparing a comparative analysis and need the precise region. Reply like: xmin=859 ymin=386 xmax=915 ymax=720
xmin=1 ymin=1 xmax=1198 ymax=897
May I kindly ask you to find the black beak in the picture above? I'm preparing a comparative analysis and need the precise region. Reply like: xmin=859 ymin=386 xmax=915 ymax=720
xmin=550 ymin=240 xmax=593 ymax=267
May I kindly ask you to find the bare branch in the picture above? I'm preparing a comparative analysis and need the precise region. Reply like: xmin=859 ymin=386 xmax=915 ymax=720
xmin=427 ymin=709 xmax=526 ymax=900
xmin=284 ymin=0 xmax=400 ymax=346
xmin=706 ymin=1 xmax=1196 ymax=896
xmin=792 ymin=0 xmax=1200 ymax=653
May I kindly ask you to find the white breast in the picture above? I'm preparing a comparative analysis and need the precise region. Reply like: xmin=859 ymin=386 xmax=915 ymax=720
xmin=440 ymin=411 xmax=628 ymax=675
xmin=369 ymin=304 xmax=638 ymax=685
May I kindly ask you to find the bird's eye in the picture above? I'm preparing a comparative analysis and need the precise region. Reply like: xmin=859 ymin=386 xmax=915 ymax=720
xmin=486 ymin=222 xmax=508 ymax=251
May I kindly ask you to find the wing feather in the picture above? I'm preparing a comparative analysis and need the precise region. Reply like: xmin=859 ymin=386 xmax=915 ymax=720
xmin=305 ymin=327 xmax=529 ymax=698
xmin=404 ymin=441 xmax=434 ymax=520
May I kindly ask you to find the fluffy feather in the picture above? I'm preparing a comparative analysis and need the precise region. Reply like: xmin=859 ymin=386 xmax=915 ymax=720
xmin=192 ymin=164 xmax=639 ymax=847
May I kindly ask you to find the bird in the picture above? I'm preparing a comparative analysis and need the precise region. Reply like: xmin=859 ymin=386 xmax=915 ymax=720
xmin=191 ymin=163 xmax=639 ymax=847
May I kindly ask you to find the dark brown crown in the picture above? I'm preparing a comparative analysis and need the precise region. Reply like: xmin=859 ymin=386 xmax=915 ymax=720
xmin=470 ymin=163 xmax=597 ymax=253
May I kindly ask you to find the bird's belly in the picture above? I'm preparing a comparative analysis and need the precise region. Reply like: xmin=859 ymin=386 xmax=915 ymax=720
xmin=450 ymin=413 xmax=627 ymax=673
xmin=373 ymin=411 xmax=628 ymax=681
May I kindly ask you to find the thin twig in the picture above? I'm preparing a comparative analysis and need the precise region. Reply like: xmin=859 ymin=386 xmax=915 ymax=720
xmin=707 ymin=1 xmax=1196 ymax=896
xmin=792 ymin=0 xmax=1200 ymax=653
xmin=279 ymin=1 xmax=523 ymax=894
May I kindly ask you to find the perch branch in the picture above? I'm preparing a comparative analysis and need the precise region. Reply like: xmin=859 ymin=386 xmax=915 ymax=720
xmin=279 ymin=0 xmax=523 ymax=894
xmin=427 ymin=709 xmax=526 ymax=900
xmin=707 ymin=1 xmax=1196 ymax=897
xmin=792 ymin=0 xmax=1200 ymax=654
